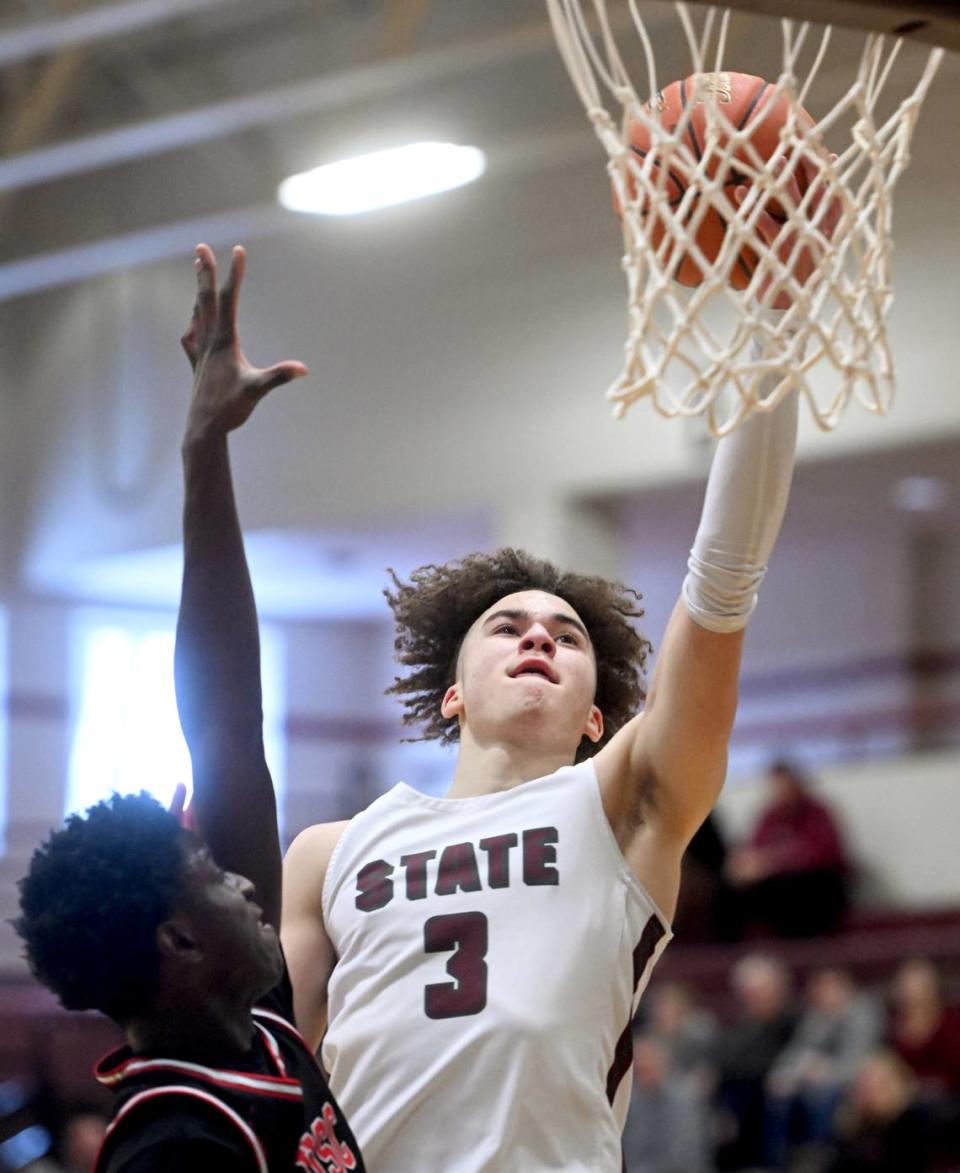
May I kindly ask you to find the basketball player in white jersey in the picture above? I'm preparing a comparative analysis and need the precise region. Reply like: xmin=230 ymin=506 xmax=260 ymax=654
xmin=185 ymin=159 xmax=838 ymax=1171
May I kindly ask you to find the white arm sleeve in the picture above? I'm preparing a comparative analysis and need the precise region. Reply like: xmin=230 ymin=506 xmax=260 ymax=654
xmin=682 ymin=336 xmax=799 ymax=634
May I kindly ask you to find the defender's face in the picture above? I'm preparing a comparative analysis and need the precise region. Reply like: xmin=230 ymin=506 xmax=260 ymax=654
xmin=178 ymin=850 xmax=283 ymax=1000
xmin=442 ymin=589 xmax=603 ymax=754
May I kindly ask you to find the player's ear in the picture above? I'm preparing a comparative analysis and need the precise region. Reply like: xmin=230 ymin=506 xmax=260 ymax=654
xmin=441 ymin=683 xmax=463 ymax=720
xmin=583 ymin=704 xmax=603 ymax=745
xmin=156 ymin=918 xmax=202 ymax=964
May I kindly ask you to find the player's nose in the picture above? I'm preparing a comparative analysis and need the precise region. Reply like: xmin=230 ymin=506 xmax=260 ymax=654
xmin=520 ymin=625 xmax=556 ymax=655
xmin=231 ymin=872 xmax=257 ymax=901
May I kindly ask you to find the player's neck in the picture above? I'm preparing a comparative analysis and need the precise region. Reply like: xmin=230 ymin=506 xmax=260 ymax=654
xmin=445 ymin=733 xmax=574 ymax=798
xmin=127 ymin=990 xmax=257 ymax=1061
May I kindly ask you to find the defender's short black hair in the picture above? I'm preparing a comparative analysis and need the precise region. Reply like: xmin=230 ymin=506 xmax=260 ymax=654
xmin=15 ymin=793 xmax=191 ymax=1024
xmin=385 ymin=548 xmax=652 ymax=761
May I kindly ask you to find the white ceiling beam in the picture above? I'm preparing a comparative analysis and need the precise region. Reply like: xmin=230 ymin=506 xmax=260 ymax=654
xmin=0 ymin=203 xmax=291 ymax=302
xmin=0 ymin=0 xmax=246 ymax=68
xmin=0 ymin=16 xmax=577 ymax=193
xmin=0 ymin=128 xmax=593 ymax=302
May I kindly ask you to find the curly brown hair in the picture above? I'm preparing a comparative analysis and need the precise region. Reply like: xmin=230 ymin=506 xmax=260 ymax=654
xmin=384 ymin=548 xmax=652 ymax=761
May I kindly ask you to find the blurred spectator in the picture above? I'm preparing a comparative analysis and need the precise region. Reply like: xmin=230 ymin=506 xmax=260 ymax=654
xmin=646 ymin=982 xmax=718 ymax=1098
xmin=889 ymin=957 xmax=960 ymax=1101
xmin=621 ymin=1035 xmax=714 ymax=1173
xmin=826 ymin=1050 xmax=937 ymax=1173
xmin=59 ymin=1111 xmax=106 ymax=1173
xmin=725 ymin=759 xmax=851 ymax=938
xmin=673 ymin=813 xmax=734 ymax=942
xmin=713 ymin=953 xmax=797 ymax=1172
xmin=23 ymin=1107 xmax=107 ymax=1173
xmin=765 ymin=968 xmax=884 ymax=1169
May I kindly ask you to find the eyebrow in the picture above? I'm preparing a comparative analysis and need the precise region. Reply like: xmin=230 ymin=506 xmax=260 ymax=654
xmin=483 ymin=608 xmax=590 ymax=642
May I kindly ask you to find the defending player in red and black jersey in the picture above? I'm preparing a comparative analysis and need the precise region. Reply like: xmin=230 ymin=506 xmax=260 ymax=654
xmin=15 ymin=245 xmax=363 ymax=1173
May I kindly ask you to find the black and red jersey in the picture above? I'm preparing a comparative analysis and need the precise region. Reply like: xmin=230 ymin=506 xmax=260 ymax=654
xmin=92 ymin=965 xmax=364 ymax=1173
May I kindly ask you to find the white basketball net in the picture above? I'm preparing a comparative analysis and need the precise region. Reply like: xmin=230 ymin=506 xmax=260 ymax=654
xmin=546 ymin=0 xmax=944 ymax=434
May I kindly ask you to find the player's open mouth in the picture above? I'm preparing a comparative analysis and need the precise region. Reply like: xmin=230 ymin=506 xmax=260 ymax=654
xmin=509 ymin=659 xmax=558 ymax=684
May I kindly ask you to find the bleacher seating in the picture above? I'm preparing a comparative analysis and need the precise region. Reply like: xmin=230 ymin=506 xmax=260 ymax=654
xmin=652 ymin=906 xmax=960 ymax=1019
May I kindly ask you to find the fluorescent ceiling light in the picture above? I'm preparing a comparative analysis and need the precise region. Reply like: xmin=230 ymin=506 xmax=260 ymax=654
xmin=278 ymin=141 xmax=486 ymax=216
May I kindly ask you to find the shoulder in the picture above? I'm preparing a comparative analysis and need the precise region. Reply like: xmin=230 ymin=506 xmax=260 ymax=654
xmin=286 ymin=820 xmax=350 ymax=862
xmin=99 ymin=1093 xmax=260 ymax=1173
xmin=810 ymin=796 xmax=842 ymax=823
xmin=283 ymin=820 xmax=350 ymax=894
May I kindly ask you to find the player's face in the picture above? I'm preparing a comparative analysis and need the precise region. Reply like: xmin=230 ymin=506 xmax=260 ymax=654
xmin=442 ymin=589 xmax=603 ymax=755
xmin=178 ymin=849 xmax=283 ymax=999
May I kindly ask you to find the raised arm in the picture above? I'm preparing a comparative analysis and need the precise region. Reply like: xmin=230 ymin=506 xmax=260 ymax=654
xmin=596 ymin=158 xmax=840 ymax=918
xmin=174 ymin=243 xmax=306 ymax=931
xmin=597 ymin=375 xmax=793 ymax=916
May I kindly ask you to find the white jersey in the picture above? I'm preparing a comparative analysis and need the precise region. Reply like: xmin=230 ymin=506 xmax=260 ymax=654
xmin=321 ymin=760 xmax=672 ymax=1172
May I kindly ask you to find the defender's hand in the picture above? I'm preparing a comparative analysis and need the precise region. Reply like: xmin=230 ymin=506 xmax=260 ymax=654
xmin=168 ymin=782 xmax=197 ymax=833
xmin=181 ymin=244 xmax=307 ymax=445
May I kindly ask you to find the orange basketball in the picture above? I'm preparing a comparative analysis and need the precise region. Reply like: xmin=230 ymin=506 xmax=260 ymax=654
xmin=621 ymin=71 xmax=817 ymax=289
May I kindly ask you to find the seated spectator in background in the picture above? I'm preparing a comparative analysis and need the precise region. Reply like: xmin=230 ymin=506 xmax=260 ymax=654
xmin=25 ymin=1110 xmax=108 ymax=1173
xmin=827 ymin=1050 xmax=937 ymax=1173
xmin=58 ymin=1111 xmax=108 ymax=1173
xmin=672 ymin=812 xmax=735 ymax=942
xmin=765 ymin=968 xmax=884 ymax=1169
xmin=621 ymin=1035 xmax=714 ymax=1173
xmin=889 ymin=957 xmax=960 ymax=1103
xmin=646 ymin=982 xmax=719 ymax=1100
xmin=713 ymin=954 xmax=798 ymax=1172
xmin=725 ymin=759 xmax=850 ymax=938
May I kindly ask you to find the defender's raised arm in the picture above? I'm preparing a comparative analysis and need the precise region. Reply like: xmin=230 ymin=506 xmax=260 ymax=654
xmin=174 ymin=243 xmax=307 ymax=931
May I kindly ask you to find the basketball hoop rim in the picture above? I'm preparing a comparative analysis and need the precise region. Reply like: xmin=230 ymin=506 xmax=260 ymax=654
xmin=686 ymin=0 xmax=960 ymax=53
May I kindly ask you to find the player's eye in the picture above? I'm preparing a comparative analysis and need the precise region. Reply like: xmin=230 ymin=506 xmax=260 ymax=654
xmin=494 ymin=623 xmax=518 ymax=636
xmin=556 ymin=632 xmax=579 ymax=645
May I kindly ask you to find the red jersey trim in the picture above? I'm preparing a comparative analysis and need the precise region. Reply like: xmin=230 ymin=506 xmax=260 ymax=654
xmin=605 ymin=914 xmax=667 ymax=1104
xmin=253 ymin=1007 xmax=315 ymax=1054
xmin=255 ymin=1021 xmax=288 ymax=1077
xmin=95 ymin=1085 xmax=268 ymax=1173
xmin=95 ymin=1053 xmax=303 ymax=1100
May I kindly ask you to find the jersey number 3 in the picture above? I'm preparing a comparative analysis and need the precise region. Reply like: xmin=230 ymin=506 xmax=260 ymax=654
xmin=423 ymin=912 xmax=488 ymax=1019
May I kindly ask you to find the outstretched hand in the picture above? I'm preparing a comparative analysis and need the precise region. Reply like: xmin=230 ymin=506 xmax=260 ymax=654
xmin=169 ymin=782 xmax=197 ymax=833
xmin=736 ymin=152 xmax=842 ymax=311
xmin=181 ymin=244 xmax=307 ymax=445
